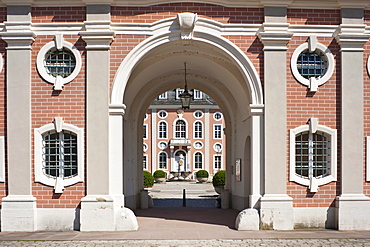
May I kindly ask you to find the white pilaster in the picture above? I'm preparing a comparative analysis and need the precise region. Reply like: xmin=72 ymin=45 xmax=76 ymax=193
xmin=151 ymin=109 xmax=157 ymax=172
xmin=257 ymin=6 xmax=293 ymax=230
xmin=1 ymin=5 xmax=37 ymax=232
xmin=80 ymin=5 xmax=137 ymax=231
xmin=335 ymin=8 xmax=370 ymax=230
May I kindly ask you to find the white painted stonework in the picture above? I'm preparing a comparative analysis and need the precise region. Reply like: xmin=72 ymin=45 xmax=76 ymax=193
xmin=235 ymin=209 xmax=259 ymax=230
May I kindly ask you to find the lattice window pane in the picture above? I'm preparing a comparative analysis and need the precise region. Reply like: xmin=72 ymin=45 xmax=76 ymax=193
xmin=44 ymin=48 xmax=76 ymax=78
xmin=297 ymin=49 xmax=327 ymax=79
xmin=195 ymin=152 xmax=202 ymax=169
xmin=175 ymin=120 xmax=186 ymax=138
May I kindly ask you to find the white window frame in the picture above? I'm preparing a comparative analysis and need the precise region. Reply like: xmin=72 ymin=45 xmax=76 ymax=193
xmin=213 ymin=112 xmax=223 ymax=121
xmin=367 ymin=137 xmax=370 ymax=181
xmin=143 ymin=124 xmax=148 ymax=140
xmin=158 ymin=151 xmax=168 ymax=170
xmin=193 ymin=121 xmax=203 ymax=139
xmin=0 ymin=137 xmax=4 ymax=182
xmin=143 ymin=143 xmax=148 ymax=152
xmin=158 ymin=141 xmax=168 ymax=150
xmin=193 ymin=110 xmax=203 ymax=119
xmin=213 ymin=124 xmax=222 ymax=139
xmin=36 ymin=35 xmax=82 ymax=90
xmin=213 ymin=142 xmax=222 ymax=153
xmin=193 ymin=89 xmax=202 ymax=100
xmin=34 ymin=122 xmax=84 ymax=187
xmin=176 ymin=88 xmax=184 ymax=99
xmin=174 ymin=119 xmax=188 ymax=139
xmin=158 ymin=110 xmax=168 ymax=119
xmin=158 ymin=92 xmax=168 ymax=99
xmin=194 ymin=151 xmax=203 ymax=170
xmin=290 ymin=124 xmax=337 ymax=187
xmin=143 ymin=155 xmax=148 ymax=170
xmin=158 ymin=121 xmax=168 ymax=139
xmin=367 ymin=56 xmax=370 ymax=79
xmin=193 ymin=141 xmax=203 ymax=149
xmin=214 ymin=154 xmax=222 ymax=170
xmin=290 ymin=38 xmax=334 ymax=90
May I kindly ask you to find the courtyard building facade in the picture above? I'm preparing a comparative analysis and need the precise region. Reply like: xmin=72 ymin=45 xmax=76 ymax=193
xmin=0 ymin=0 xmax=369 ymax=231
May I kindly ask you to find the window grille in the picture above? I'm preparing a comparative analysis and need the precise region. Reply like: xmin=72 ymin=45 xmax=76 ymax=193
xmin=214 ymin=125 xmax=222 ymax=139
xmin=158 ymin=92 xmax=168 ymax=99
xmin=194 ymin=121 xmax=203 ymax=139
xmin=194 ymin=110 xmax=203 ymax=118
xmin=175 ymin=120 xmax=186 ymax=138
xmin=214 ymin=155 xmax=222 ymax=169
xmin=158 ymin=110 xmax=168 ymax=118
xmin=193 ymin=90 xmax=202 ymax=100
xmin=44 ymin=48 xmax=76 ymax=78
xmin=297 ymin=50 xmax=327 ymax=79
xmin=214 ymin=112 xmax=222 ymax=121
xmin=295 ymin=131 xmax=330 ymax=178
xmin=194 ymin=152 xmax=203 ymax=169
xmin=143 ymin=125 xmax=147 ymax=139
xmin=159 ymin=152 xmax=167 ymax=169
xmin=42 ymin=130 xmax=78 ymax=179
xmin=159 ymin=121 xmax=167 ymax=139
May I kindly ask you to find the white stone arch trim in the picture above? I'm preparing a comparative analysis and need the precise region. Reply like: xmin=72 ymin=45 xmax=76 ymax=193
xmin=289 ymin=124 xmax=337 ymax=187
xmin=367 ymin=55 xmax=370 ymax=78
xmin=173 ymin=118 xmax=189 ymax=139
xmin=193 ymin=120 xmax=203 ymax=139
xmin=36 ymin=38 xmax=82 ymax=90
xmin=290 ymin=41 xmax=334 ymax=89
xmin=110 ymin=16 xmax=263 ymax=106
xmin=193 ymin=151 xmax=204 ymax=170
xmin=34 ymin=122 xmax=84 ymax=188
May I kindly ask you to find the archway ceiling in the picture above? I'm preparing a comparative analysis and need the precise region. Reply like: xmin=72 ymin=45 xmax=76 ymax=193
xmin=124 ymin=40 xmax=252 ymax=118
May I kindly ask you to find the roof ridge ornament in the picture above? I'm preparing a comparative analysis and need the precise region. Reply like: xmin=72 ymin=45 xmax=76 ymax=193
xmin=177 ymin=12 xmax=198 ymax=44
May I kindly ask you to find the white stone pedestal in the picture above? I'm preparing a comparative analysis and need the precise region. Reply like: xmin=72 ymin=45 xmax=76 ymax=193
xmin=260 ymin=194 xmax=293 ymax=230
xmin=235 ymin=208 xmax=260 ymax=230
xmin=336 ymin=194 xmax=370 ymax=230
xmin=80 ymin=195 xmax=138 ymax=231
xmin=1 ymin=195 xmax=37 ymax=232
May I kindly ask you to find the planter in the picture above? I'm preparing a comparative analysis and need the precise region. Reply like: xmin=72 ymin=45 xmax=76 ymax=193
xmin=214 ymin=186 xmax=224 ymax=194
xmin=196 ymin=177 xmax=208 ymax=183
xmin=155 ymin=177 xmax=166 ymax=183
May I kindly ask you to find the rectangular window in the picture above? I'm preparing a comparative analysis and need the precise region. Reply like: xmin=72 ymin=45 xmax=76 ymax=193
xmin=143 ymin=155 xmax=147 ymax=170
xmin=193 ymin=89 xmax=202 ymax=100
xmin=159 ymin=152 xmax=167 ymax=169
xmin=194 ymin=152 xmax=203 ymax=169
xmin=194 ymin=122 xmax=203 ymax=139
xmin=143 ymin=124 xmax=148 ymax=139
xmin=158 ymin=92 xmax=168 ymax=99
xmin=214 ymin=155 xmax=222 ymax=169
xmin=176 ymin=89 xmax=184 ymax=99
xmin=214 ymin=125 xmax=222 ymax=139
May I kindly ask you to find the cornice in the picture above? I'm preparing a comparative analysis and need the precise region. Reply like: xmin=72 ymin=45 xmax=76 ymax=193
xmin=0 ymin=0 xmax=369 ymax=9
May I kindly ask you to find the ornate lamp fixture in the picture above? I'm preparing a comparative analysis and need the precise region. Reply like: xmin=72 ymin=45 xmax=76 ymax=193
xmin=179 ymin=63 xmax=192 ymax=109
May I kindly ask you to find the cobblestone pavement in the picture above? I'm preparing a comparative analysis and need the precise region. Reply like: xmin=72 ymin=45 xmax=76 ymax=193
xmin=1 ymin=239 xmax=370 ymax=246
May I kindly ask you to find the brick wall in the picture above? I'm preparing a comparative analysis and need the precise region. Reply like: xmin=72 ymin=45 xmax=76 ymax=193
xmin=111 ymin=4 xmax=263 ymax=24
xmin=287 ymin=8 xmax=340 ymax=25
xmin=31 ymin=35 xmax=86 ymax=208
xmin=32 ymin=7 xmax=86 ymax=23
xmin=286 ymin=36 xmax=340 ymax=207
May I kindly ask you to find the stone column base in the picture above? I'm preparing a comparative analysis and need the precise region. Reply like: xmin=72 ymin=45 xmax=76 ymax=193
xmin=235 ymin=208 xmax=260 ymax=230
xmin=336 ymin=194 xmax=370 ymax=230
xmin=80 ymin=195 xmax=138 ymax=231
xmin=260 ymin=194 xmax=293 ymax=230
xmin=1 ymin=195 xmax=37 ymax=232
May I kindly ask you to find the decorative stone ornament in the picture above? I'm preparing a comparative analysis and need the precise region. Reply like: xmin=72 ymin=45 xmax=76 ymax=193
xmin=177 ymin=12 xmax=198 ymax=44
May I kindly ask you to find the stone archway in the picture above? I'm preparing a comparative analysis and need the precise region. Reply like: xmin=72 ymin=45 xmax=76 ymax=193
xmin=109 ymin=14 xmax=264 ymax=215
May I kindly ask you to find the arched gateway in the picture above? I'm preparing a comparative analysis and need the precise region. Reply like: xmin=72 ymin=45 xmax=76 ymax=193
xmin=104 ymin=13 xmax=264 ymax=230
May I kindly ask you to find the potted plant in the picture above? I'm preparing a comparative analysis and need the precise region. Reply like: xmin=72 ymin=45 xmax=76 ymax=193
xmin=153 ymin=170 xmax=167 ymax=183
xmin=196 ymin=170 xmax=209 ymax=183
xmin=143 ymin=170 xmax=154 ymax=189
xmin=212 ymin=170 xmax=226 ymax=194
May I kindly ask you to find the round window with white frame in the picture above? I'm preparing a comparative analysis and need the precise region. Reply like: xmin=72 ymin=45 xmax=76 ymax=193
xmin=194 ymin=141 xmax=203 ymax=149
xmin=36 ymin=34 xmax=82 ymax=91
xmin=213 ymin=112 xmax=222 ymax=121
xmin=214 ymin=143 xmax=222 ymax=153
xmin=194 ymin=110 xmax=203 ymax=119
xmin=158 ymin=141 xmax=168 ymax=150
xmin=367 ymin=55 xmax=370 ymax=78
xmin=158 ymin=110 xmax=168 ymax=119
xmin=143 ymin=143 xmax=148 ymax=152
xmin=290 ymin=36 xmax=334 ymax=92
